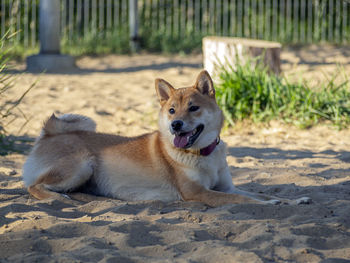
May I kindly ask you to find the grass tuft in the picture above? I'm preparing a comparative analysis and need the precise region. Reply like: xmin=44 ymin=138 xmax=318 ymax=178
xmin=0 ymin=31 xmax=35 ymax=155
xmin=215 ymin=58 xmax=350 ymax=129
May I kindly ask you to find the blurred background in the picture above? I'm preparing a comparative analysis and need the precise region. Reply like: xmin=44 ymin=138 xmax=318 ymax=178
xmin=1 ymin=0 xmax=349 ymax=57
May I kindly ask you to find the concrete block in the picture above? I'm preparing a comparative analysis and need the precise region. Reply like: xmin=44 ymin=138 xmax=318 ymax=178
xmin=26 ymin=54 xmax=76 ymax=73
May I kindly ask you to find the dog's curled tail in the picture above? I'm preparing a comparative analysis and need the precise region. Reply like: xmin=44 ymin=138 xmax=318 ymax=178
xmin=42 ymin=113 xmax=96 ymax=136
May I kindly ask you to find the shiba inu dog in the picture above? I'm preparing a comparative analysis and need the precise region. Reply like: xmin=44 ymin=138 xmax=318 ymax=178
xmin=22 ymin=70 xmax=310 ymax=207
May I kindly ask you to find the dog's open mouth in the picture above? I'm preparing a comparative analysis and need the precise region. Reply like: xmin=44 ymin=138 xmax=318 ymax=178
xmin=173 ymin=124 xmax=204 ymax=149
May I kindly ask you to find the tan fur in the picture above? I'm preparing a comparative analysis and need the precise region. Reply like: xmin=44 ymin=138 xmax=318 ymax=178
xmin=22 ymin=71 xmax=311 ymax=207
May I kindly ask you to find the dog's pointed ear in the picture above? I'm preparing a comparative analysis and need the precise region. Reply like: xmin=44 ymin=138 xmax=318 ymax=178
xmin=155 ymin=79 xmax=174 ymax=103
xmin=194 ymin=70 xmax=215 ymax=98
xmin=49 ymin=113 xmax=58 ymax=120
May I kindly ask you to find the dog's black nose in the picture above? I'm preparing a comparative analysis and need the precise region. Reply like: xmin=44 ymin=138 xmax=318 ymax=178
xmin=171 ymin=120 xmax=183 ymax=131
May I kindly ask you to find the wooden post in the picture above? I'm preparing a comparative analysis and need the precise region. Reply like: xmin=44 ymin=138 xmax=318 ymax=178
xmin=203 ymin=36 xmax=282 ymax=77
xmin=129 ymin=0 xmax=139 ymax=52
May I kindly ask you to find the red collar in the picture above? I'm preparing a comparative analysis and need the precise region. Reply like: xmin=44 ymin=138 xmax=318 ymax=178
xmin=179 ymin=137 xmax=220 ymax=156
xmin=200 ymin=137 xmax=220 ymax=156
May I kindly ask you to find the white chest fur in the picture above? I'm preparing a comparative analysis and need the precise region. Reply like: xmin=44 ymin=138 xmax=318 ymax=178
xmin=168 ymin=142 xmax=228 ymax=190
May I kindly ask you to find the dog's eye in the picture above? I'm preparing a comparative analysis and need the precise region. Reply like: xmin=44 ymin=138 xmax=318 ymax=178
xmin=169 ymin=108 xmax=175 ymax=114
xmin=189 ymin=106 xmax=200 ymax=112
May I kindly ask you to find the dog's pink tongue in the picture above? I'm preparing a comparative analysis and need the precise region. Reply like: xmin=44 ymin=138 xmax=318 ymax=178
xmin=174 ymin=132 xmax=192 ymax=148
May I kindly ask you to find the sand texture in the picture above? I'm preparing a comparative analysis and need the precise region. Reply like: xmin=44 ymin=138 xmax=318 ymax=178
xmin=1 ymin=46 xmax=350 ymax=262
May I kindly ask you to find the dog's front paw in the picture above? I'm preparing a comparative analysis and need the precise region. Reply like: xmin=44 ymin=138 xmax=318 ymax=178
xmin=296 ymin=197 xmax=312 ymax=205
xmin=267 ymin=199 xmax=281 ymax=205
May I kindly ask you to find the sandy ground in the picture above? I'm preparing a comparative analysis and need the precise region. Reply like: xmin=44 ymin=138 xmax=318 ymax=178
xmin=1 ymin=46 xmax=350 ymax=262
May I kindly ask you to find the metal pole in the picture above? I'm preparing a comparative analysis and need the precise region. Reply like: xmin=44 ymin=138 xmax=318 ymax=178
xmin=39 ymin=0 xmax=60 ymax=54
xmin=27 ymin=0 xmax=75 ymax=72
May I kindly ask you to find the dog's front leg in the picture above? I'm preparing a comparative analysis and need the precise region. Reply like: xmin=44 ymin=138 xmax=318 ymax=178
xmin=215 ymin=166 xmax=285 ymax=205
xmin=216 ymin=166 xmax=311 ymax=205
xmin=177 ymin=175 xmax=264 ymax=207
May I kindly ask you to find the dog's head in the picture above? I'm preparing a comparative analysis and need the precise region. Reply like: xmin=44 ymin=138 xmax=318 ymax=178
xmin=155 ymin=70 xmax=224 ymax=150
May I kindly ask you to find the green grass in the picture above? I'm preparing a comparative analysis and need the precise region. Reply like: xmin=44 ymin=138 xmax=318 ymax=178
xmin=139 ymin=26 xmax=203 ymax=54
xmin=3 ymin=44 xmax=39 ymax=61
xmin=0 ymin=32 xmax=35 ymax=155
xmin=5 ymin=29 xmax=202 ymax=59
xmin=216 ymin=59 xmax=350 ymax=129
xmin=61 ymin=30 xmax=131 ymax=56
